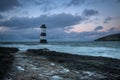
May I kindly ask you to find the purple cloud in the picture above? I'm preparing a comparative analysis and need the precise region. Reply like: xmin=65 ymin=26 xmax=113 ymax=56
xmin=104 ymin=16 xmax=112 ymax=23
xmin=82 ymin=9 xmax=99 ymax=17
xmin=94 ymin=26 xmax=103 ymax=31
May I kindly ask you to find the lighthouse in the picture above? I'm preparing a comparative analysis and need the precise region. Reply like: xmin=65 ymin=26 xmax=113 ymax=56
xmin=40 ymin=24 xmax=47 ymax=43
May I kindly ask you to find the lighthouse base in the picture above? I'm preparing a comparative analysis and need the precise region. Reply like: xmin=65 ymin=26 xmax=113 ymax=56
xmin=40 ymin=39 xmax=47 ymax=43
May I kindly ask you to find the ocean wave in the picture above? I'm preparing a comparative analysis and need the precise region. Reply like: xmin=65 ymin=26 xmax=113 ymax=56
xmin=0 ymin=43 xmax=120 ymax=59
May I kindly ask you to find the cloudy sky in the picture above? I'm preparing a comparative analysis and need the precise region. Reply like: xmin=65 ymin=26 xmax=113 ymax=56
xmin=0 ymin=0 xmax=120 ymax=42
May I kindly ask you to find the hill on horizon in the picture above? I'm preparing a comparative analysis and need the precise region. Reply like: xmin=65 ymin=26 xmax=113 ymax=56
xmin=95 ymin=33 xmax=120 ymax=41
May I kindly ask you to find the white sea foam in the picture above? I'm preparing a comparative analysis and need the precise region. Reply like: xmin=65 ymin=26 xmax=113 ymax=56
xmin=0 ymin=42 xmax=120 ymax=59
xmin=17 ymin=66 xmax=25 ymax=71
xmin=51 ymin=75 xmax=63 ymax=80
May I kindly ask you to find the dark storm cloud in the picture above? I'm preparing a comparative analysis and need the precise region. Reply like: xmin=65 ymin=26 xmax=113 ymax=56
xmin=94 ymin=26 xmax=103 ymax=31
xmin=63 ymin=31 xmax=108 ymax=41
xmin=0 ymin=14 xmax=4 ymax=19
xmin=70 ymin=29 xmax=120 ymax=41
xmin=47 ymin=28 xmax=68 ymax=40
xmin=34 ymin=0 xmax=56 ymax=12
xmin=21 ymin=0 xmax=86 ymax=12
xmin=33 ymin=0 xmax=86 ymax=12
xmin=0 ymin=13 xmax=83 ymax=29
xmin=117 ymin=0 xmax=120 ymax=2
xmin=67 ymin=0 xmax=86 ymax=6
xmin=0 ymin=13 xmax=84 ymax=41
xmin=34 ymin=0 xmax=54 ymax=6
xmin=0 ymin=17 xmax=37 ymax=29
xmin=0 ymin=0 xmax=21 ymax=12
xmin=41 ymin=13 xmax=83 ymax=28
xmin=104 ymin=16 xmax=112 ymax=23
xmin=108 ymin=27 xmax=117 ymax=32
xmin=0 ymin=33 xmax=20 ymax=41
xmin=82 ymin=9 xmax=99 ymax=17
xmin=0 ymin=28 xmax=40 ymax=41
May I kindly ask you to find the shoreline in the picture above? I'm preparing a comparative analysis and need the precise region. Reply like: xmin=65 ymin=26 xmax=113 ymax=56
xmin=8 ymin=47 xmax=120 ymax=60
xmin=1 ymin=47 xmax=120 ymax=80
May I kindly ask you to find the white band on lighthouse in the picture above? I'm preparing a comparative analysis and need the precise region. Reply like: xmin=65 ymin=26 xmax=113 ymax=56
xmin=41 ymin=28 xmax=46 ymax=33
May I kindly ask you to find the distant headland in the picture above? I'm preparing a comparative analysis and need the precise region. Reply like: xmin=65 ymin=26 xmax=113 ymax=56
xmin=95 ymin=33 xmax=120 ymax=41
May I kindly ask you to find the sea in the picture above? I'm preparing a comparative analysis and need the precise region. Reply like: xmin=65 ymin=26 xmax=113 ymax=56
xmin=0 ymin=41 xmax=120 ymax=59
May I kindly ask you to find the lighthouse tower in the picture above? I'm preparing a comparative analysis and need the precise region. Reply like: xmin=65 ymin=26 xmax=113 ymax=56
xmin=40 ymin=24 xmax=47 ymax=43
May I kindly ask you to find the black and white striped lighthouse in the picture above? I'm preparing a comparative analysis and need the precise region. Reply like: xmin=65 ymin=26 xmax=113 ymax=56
xmin=40 ymin=24 xmax=47 ymax=43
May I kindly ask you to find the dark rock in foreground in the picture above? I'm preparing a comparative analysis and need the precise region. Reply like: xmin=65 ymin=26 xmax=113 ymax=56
xmin=0 ymin=46 xmax=19 ymax=53
xmin=26 ymin=48 xmax=120 ymax=80
xmin=95 ymin=33 xmax=120 ymax=41
xmin=0 ymin=47 xmax=19 ymax=80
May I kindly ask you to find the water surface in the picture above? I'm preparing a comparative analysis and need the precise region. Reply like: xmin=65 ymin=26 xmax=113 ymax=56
xmin=0 ymin=41 xmax=120 ymax=59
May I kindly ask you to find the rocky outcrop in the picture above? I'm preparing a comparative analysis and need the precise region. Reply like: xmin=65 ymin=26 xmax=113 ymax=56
xmin=95 ymin=33 xmax=120 ymax=41
xmin=26 ymin=48 xmax=120 ymax=80
xmin=2 ymin=47 xmax=120 ymax=80
xmin=0 ymin=47 xmax=19 ymax=80
xmin=0 ymin=47 xmax=19 ymax=53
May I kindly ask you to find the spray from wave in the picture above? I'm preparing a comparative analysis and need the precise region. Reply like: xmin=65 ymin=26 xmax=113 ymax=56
xmin=0 ymin=41 xmax=120 ymax=59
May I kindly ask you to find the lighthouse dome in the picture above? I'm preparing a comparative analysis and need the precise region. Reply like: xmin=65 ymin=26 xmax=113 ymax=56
xmin=40 ymin=24 xmax=46 ymax=28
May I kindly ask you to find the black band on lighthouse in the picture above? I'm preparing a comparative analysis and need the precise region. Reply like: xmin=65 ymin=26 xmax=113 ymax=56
xmin=41 ymin=33 xmax=46 ymax=36
xmin=40 ymin=39 xmax=47 ymax=43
